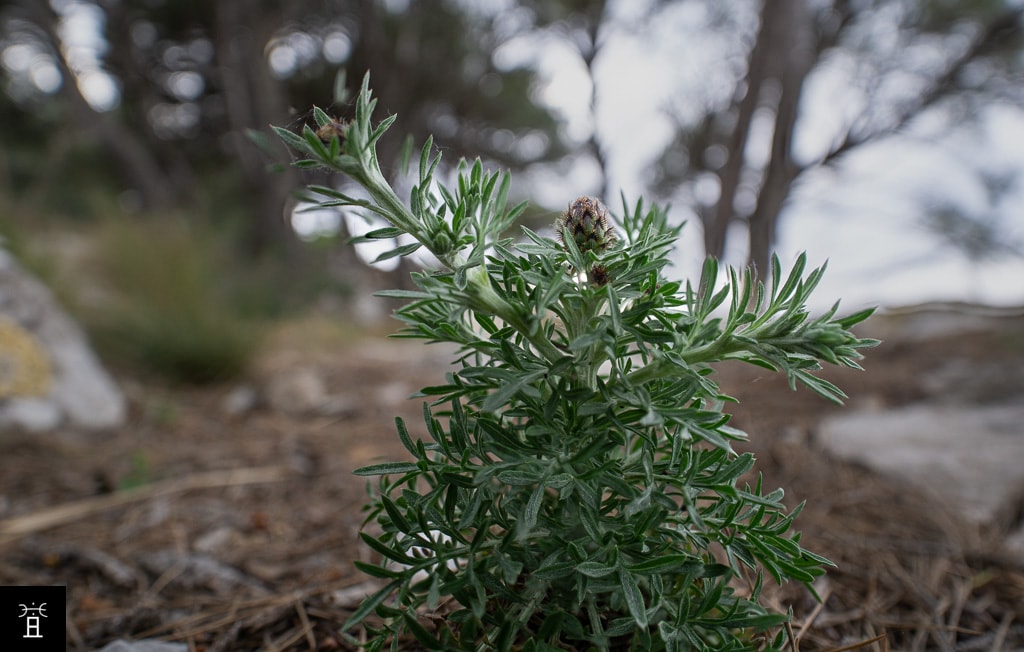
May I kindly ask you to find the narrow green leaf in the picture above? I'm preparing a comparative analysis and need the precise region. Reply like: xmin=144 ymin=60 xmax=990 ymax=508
xmin=496 ymin=469 xmax=541 ymax=486
xmin=313 ymin=105 xmax=332 ymax=128
xmin=576 ymin=561 xmax=617 ymax=578
xmin=403 ymin=611 xmax=445 ymax=649
xmin=523 ymin=483 xmax=544 ymax=532
xmin=398 ymin=134 xmax=415 ymax=176
xmin=769 ymin=253 xmax=783 ymax=297
xmin=836 ymin=306 xmax=877 ymax=329
xmin=363 ymin=227 xmax=406 ymax=240
xmin=301 ymin=124 xmax=330 ymax=158
xmin=625 ymin=555 xmax=700 ymax=575
xmin=618 ymin=567 xmax=648 ymax=627
xmin=546 ymin=473 xmax=573 ymax=489
xmin=482 ymin=368 xmax=547 ymax=413
xmin=775 ymin=253 xmax=806 ymax=302
xmin=533 ymin=560 xmax=575 ymax=580
xmin=718 ymin=612 xmax=790 ymax=630
xmin=419 ymin=135 xmax=434 ymax=182
xmin=368 ymin=114 xmax=398 ymax=146
xmin=794 ymin=369 xmax=847 ymax=404
xmin=358 ymin=532 xmax=415 ymax=565
xmin=272 ymin=125 xmax=315 ymax=156
xmin=372 ymin=241 xmax=422 ymax=263
xmin=353 ymin=461 xmax=419 ymax=476
xmin=374 ymin=289 xmax=432 ymax=299
xmin=381 ymin=495 xmax=413 ymax=534
xmin=353 ymin=560 xmax=403 ymax=579
xmin=340 ymin=579 xmax=401 ymax=632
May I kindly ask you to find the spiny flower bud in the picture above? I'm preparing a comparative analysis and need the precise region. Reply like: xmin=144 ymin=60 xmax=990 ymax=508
xmin=557 ymin=196 xmax=616 ymax=254
xmin=316 ymin=118 xmax=349 ymax=144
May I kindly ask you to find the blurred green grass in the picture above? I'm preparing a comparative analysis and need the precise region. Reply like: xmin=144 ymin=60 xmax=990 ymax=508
xmin=85 ymin=215 xmax=264 ymax=384
xmin=2 ymin=197 xmax=352 ymax=385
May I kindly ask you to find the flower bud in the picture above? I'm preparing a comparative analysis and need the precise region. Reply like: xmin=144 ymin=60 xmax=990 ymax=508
xmin=557 ymin=196 xmax=616 ymax=253
xmin=316 ymin=118 xmax=349 ymax=144
xmin=587 ymin=264 xmax=611 ymax=288
xmin=432 ymin=231 xmax=454 ymax=256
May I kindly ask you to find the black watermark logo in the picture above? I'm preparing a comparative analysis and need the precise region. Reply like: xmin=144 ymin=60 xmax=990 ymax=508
xmin=0 ymin=586 xmax=66 ymax=651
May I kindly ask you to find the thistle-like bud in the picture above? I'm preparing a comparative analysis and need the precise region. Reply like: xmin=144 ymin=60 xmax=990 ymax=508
xmin=316 ymin=118 xmax=349 ymax=144
xmin=557 ymin=196 xmax=616 ymax=253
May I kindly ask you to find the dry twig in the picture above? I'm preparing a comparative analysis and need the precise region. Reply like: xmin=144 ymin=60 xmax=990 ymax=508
xmin=0 ymin=466 xmax=292 ymax=545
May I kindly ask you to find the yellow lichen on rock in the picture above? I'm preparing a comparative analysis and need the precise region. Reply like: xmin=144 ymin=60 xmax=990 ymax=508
xmin=0 ymin=317 xmax=52 ymax=398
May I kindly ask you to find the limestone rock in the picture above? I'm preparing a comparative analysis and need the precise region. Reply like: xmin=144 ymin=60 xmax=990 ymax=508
xmin=264 ymin=367 xmax=327 ymax=414
xmin=0 ymin=249 xmax=125 ymax=431
xmin=263 ymin=367 xmax=356 ymax=416
xmin=819 ymin=404 xmax=1024 ymax=525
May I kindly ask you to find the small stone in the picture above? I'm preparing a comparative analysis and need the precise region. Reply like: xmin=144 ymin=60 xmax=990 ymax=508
xmin=1004 ymin=524 xmax=1024 ymax=557
xmin=221 ymin=384 xmax=258 ymax=416
xmin=265 ymin=368 xmax=327 ymax=414
xmin=193 ymin=526 xmax=237 ymax=553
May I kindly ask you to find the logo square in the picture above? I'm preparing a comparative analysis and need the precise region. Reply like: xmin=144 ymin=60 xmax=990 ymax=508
xmin=0 ymin=585 xmax=67 ymax=652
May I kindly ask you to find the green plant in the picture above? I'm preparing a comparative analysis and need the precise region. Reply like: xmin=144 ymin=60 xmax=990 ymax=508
xmin=275 ymin=74 xmax=878 ymax=651
xmin=87 ymin=217 xmax=262 ymax=384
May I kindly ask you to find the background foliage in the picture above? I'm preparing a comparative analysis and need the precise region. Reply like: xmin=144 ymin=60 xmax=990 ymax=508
xmin=1 ymin=0 xmax=1022 ymax=380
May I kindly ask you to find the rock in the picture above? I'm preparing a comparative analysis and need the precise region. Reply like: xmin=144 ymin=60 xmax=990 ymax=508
xmin=1005 ymin=524 xmax=1024 ymax=558
xmin=95 ymin=639 xmax=188 ymax=652
xmin=819 ymin=404 xmax=1024 ymax=525
xmin=0 ymin=396 xmax=61 ymax=432
xmin=920 ymin=358 xmax=1024 ymax=405
xmin=263 ymin=367 xmax=356 ymax=416
xmin=871 ymin=303 xmax=1024 ymax=340
xmin=0 ymin=249 xmax=125 ymax=431
xmin=193 ymin=525 xmax=237 ymax=553
xmin=221 ymin=384 xmax=258 ymax=416
xmin=264 ymin=367 xmax=326 ymax=414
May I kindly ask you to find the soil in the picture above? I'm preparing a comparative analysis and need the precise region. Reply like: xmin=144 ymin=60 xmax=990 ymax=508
xmin=1 ymin=311 xmax=1023 ymax=651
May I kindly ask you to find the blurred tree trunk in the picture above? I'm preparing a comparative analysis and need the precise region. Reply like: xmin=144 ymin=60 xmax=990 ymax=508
xmin=16 ymin=0 xmax=177 ymax=212
xmin=706 ymin=0 xmax=812 ymax=276
xmin=102 ymin=3 xmax=200 ymax=204
xmin=746 ymin=0 xmax=813 ymax=277
xmin=214 ymin=0 xmax=300 ymax=258
xmin=703 ymin=3 xmax=771 ymax=263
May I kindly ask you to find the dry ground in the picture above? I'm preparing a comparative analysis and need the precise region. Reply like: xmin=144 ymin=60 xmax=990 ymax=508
xmin=1 ymin=312 xmax=1022 ymax=651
